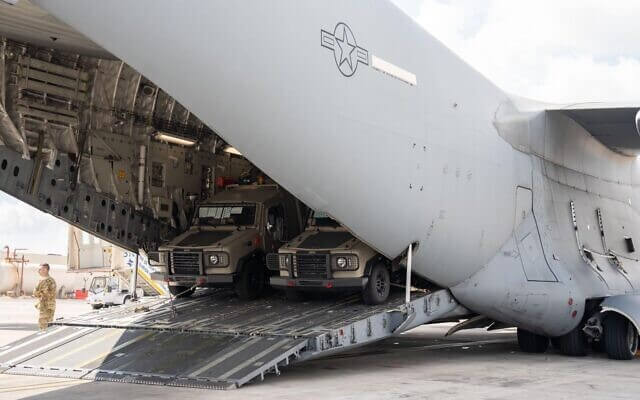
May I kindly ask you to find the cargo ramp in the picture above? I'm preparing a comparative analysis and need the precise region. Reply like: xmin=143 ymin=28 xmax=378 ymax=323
xmin=0 ymin=289 xmax=467 ymax=389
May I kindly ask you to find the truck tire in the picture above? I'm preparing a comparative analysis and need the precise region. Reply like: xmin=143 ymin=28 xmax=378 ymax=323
xmin=235 ymin=260 xmax=265 ymax=300
xmin=362 ymin=264 xmax=390 ymax=305
xmin=604 ymin=313 xmax=639 ymax=360
xmin=517 ymin=328 xmax=549 ymax=353
xmin=557 ymin=327 xmax=588 ymax=357
xmin=169 ymin=285 xmax=194 ymax=298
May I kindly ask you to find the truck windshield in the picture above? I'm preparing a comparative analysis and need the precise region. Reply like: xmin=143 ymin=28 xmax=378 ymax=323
xmin=310 ymin=211 xmax=340 ymax=228
xmin=90 ymin=277 xmax=107 ymax=293
xmin=197 ymin=204 xmax=257 ymax=226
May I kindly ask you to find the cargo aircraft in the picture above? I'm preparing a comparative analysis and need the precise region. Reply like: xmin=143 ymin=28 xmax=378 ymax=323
xmin=0 ymin=0 xmax=639 ymax=362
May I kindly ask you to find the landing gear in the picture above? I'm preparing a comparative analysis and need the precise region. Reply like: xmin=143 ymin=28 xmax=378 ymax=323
xmin=169 ymin=285 xmax=195 ymax=298
xmin=555 ymin=327 xmax=588 ymax=357
xmin=362 ymin=264 xmax=390 ymax=305
xmin=603 ymin=313 xmax=639 ymax=360
xmin=517 ymin=328 xmax=549 ymax=353
xmin=234 ymin=260 xmax=266 ymax=300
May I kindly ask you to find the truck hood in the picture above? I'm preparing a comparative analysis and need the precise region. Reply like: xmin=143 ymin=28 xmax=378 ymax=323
xmin=283 ymin=230 xmax=359 ymax=252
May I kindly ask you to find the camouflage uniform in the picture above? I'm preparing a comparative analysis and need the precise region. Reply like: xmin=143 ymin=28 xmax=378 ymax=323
xmin=34 ymin=276 xmax=57 ymax=330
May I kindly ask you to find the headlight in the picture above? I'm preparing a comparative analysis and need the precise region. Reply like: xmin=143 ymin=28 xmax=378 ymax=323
xmin=279 ymin=254 xmax=292 ymax=270
xmin=204 ymin=252 xmax=229 ymax=267
xmin=331 ymin=254 xmax=359 ymax=271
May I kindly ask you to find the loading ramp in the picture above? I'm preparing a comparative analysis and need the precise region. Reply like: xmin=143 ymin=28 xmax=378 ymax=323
xmin=0 ymin=289 xmax=467 ymax=389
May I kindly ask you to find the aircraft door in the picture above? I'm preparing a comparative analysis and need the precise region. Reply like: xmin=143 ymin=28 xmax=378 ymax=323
xmin=514 ymin=187 xmax=557 ymax=282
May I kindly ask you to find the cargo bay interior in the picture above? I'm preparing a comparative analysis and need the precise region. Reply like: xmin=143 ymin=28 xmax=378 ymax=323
xmin=0 ymin=37 xmax=263 ymax=252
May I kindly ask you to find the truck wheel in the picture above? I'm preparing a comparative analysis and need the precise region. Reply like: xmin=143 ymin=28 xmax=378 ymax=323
xmin=517 ymin=328 xmax=549 ymax=353
xmin=604 ymin=313 xmax=639 ymax=360
xmin=557 ymin=327 xmax=588 ymax=357
xmin=362 ymin=264 xmax=390 ymax=305
xmin=91 ymin=304 xmax=103 ymax=310
xmin=235 ymin=260 xmax=265 ymax=300
xmin=169 ymin=285 xmax=194 ymax=298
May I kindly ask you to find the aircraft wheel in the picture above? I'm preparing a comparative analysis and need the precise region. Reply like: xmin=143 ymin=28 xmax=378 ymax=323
xmin=604 ymin=313 xmax=639 ymax=360
xmin=550 ymin=337 xmax=561 ymax=350
xmin=91 ymin=304 xmax=103 ymax=310
xmin=557 ymin=327 xmax=588 ymax=357
xmin=363 ymin=264 xmax=390 ymax=305
xmin=517 ymin=328 xmax=549 ymax=353
xmin=235 ymin=260 xmax=265 ymax=300
xmin=169 ymin=285 xmax=194 ymax=298
xmin=592 ymin=339 xmax=605 ymax=353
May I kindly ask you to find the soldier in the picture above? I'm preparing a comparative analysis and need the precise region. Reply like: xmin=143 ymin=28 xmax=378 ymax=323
xmin=34 ymin=263 xmax=57 ymax=330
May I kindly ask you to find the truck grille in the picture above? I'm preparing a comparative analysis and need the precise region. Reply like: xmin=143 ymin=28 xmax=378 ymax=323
xmin=170 ymin=251 xmax=202 ymax=275
xmin=295 ymin=254 xmax=329 ymax=279
xmin=266 ymin=253 xmax=280 ymax=271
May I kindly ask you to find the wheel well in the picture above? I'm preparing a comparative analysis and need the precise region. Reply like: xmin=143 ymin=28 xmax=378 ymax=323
xmin=364 ymin=254 xmax=389 ymax=276
xmin=235 ymin=250 xmax=265 ymax=276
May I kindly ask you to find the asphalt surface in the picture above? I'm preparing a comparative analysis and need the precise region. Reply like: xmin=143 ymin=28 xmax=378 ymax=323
xmin=1 ymin=297 xmax=639 ymax=399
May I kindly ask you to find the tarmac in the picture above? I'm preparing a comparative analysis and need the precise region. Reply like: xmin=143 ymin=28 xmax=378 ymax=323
xmin=0 ymin=297 xmax=638 ymax=399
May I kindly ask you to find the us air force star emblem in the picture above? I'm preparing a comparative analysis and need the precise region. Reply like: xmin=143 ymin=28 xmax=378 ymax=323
xmin=321 ymin=23 xmax=369 ymax=77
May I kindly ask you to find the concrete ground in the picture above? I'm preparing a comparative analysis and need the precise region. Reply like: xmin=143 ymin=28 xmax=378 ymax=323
xmin=1 ymin=297 xmax=638 ymax=399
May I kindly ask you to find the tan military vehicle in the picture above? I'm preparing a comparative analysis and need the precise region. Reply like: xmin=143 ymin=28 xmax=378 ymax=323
xmin=155 ymin=184 xmax=304 ymax=299
xmin=268 ymin=211 xmax=392 ymax=304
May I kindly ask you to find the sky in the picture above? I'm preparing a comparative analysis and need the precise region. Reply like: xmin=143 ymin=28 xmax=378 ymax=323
xmin=1 ymin=0 xmax=639 ymax=255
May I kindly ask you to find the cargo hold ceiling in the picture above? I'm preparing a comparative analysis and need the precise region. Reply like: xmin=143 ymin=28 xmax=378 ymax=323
xmin=0 ymin=0 xmax=113 ymax=58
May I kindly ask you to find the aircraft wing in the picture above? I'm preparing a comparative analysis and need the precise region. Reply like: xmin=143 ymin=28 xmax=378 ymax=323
xmin=547 ymin=103 xmax=640 ymax=156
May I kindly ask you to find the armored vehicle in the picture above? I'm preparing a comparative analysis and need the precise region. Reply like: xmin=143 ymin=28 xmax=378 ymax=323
xmin=155 ymin=184 xmax=304 ymax=299
xmin=268 ymin=211 xmax=392 ymax=304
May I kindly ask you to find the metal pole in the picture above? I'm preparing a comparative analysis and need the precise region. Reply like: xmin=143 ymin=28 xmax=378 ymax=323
xmin=19 ymin=255 xmax=25 ymax=296
xmin=405 ymin=243 xmax=412 ymax=304
xmin=130 ymin=253 xmax=139 ymax=300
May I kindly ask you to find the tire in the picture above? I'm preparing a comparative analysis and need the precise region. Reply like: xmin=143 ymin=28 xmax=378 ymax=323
xmin=517 ymin=328 xmax=549 ymax=353
xmin=91 ymin=304 xmax=103 ymax=310
xmin=284 ymin=288 xmax=305 ymax=302
xmin=169 ymin=285 xmax=194 ymax=298
xmin=550 ymin=337 xmax=561 ymax=351
xmin=234 ymin=260 xmax=266 ymax=300
xmin=122 ymin=296 xmax=131 ymax=305
xmin=592 ymin=339 xmax=605 ymax=353
xmin=362 ymin=264 xmax=390 ymax=305
xmin=557 ymin=327 xmax=588 ymax=357
xmin=604 ymin=313 xmax=639 ymax=360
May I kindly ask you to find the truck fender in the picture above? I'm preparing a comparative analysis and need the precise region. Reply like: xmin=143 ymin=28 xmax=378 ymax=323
xmin=235 ymin=250 xmax=265 ymax=276
xmin=600 ymin=294 xmax=640 ymax=333
xmin=364 ymin=255 xmax=388 ymax=277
